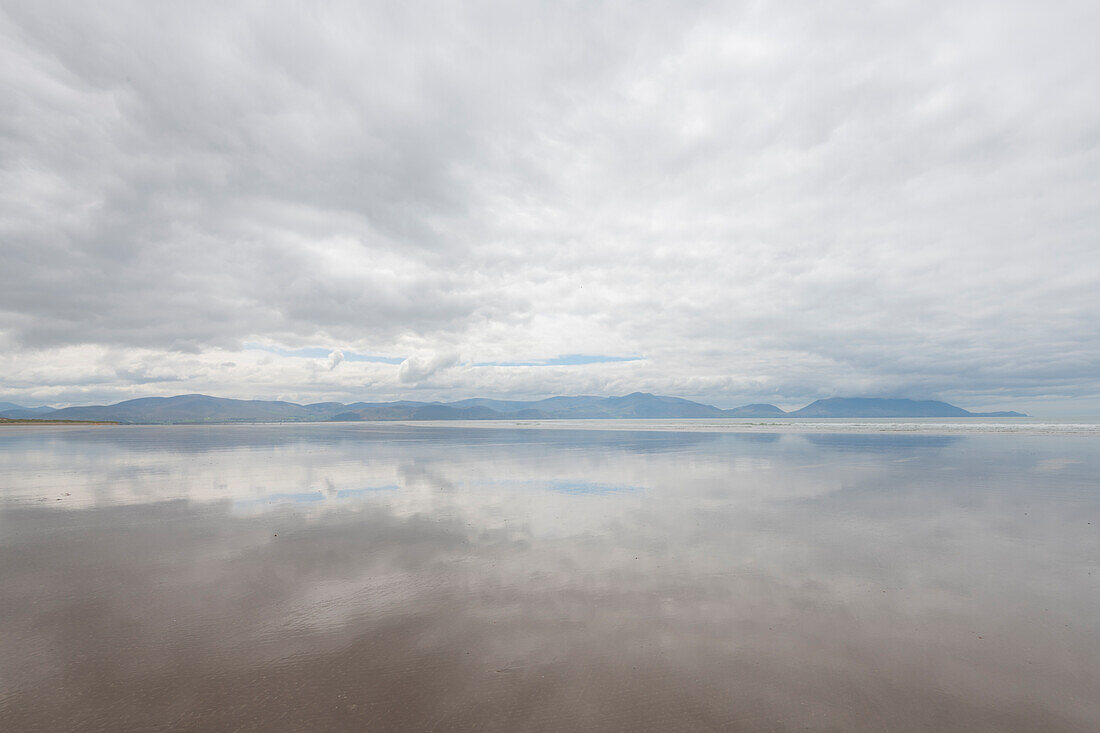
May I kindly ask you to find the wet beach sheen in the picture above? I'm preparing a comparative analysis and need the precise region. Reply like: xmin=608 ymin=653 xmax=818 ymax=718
xmin=1 ymin=423 xmax=1098 ymax=731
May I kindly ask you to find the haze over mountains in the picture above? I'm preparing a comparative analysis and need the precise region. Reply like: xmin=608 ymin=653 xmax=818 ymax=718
xmin=0 ymin=394 xmax=1026 ymax=424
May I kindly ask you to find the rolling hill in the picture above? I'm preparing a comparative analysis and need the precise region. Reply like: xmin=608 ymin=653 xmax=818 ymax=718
xmin=787 ymin=398 xmax=1026 ymax=418
xmin=0 ymin=393 xmax=1027 ymax=423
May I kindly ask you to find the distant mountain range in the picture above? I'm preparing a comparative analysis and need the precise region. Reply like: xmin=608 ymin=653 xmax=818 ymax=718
xmin=0 ymin=393 xmax=1026 ymax=424
xmin=784 ymin=397 xmax=1024 ymax=418
xmin=0 ymin=401 xmax=56 ymax=415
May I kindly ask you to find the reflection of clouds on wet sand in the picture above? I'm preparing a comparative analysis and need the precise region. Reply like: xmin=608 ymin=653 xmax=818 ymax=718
xmin=1 ymin=425 xmax=1099 ymax=730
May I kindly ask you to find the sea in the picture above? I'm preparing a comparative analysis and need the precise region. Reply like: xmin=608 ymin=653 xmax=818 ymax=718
xmin=1 ymin=419 xmax=1098 ymax=731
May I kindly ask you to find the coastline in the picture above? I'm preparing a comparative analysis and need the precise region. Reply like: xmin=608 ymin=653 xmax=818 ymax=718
xmin=0 ymin=418 xmax=118 ymax=425
xmin=2 ymin=417 xmax=1097 ymax=435
xmin=375 ymin=418 xmax=1100 ymax=436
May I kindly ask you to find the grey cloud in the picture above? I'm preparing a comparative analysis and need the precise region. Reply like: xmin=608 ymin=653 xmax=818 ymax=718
xmin=1 ymin=1 xmax=1098 ymax=408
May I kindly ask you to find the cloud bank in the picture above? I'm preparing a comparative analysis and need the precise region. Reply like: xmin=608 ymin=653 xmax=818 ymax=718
xmin=1 ymin=1 xmax=1098 ymax=412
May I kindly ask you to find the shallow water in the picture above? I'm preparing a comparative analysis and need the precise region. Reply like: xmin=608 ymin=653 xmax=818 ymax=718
xmin=1 ymin=423 xmax=1098 ymax=731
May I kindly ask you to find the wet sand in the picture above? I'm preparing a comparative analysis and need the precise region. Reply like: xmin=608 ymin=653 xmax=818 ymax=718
xmin=1 ymin=424 xmax=1098 ymax=731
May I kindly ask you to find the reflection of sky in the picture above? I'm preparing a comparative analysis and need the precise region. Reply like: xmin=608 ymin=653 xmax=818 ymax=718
xmin=539 ymin=480 xmax=640 ymax=495
xmin=232 ymin=485 xmax=401 ymax=511
xmin=2 ymin=425 xmax=1099 ymax=729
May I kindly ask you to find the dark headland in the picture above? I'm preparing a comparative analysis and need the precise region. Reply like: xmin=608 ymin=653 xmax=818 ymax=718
xmin=0 ymin=394 xmax=1026 ymax=425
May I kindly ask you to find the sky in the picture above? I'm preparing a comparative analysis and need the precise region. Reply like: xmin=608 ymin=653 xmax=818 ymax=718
xmin=2 ymin=1 xmax=1098 ymax=414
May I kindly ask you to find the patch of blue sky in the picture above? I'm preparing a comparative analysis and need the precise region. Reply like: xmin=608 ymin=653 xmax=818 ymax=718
xmin=244 ymin=343 xmax=404 ymax=364
xmin=474 ymin=354 xmax=643 ymax=367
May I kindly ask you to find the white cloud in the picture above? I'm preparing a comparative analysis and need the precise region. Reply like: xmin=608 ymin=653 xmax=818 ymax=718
xmin=399 ymin=352 xmax=460 ymax=385
xmin=1 ymin=1 xmax=1098 ymax=410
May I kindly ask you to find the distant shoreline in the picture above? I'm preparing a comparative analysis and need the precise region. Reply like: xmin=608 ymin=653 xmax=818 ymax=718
xmin=2 ymin=418 xmax=1095 ymax=437
xmin=0 ymin=418 xmax=118 ymax=425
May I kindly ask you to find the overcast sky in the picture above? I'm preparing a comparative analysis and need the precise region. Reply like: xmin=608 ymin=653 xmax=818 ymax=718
xmin=2 ymin=1 xmax=1098 ymax=413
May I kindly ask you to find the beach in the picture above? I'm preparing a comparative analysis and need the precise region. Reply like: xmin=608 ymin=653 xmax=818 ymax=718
xmin=1 ymin=423 xmax=1098 ymax=730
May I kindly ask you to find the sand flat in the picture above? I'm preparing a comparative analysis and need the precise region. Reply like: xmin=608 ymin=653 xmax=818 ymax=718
xmin=1 ymin=424 xmax=1098 ymax=730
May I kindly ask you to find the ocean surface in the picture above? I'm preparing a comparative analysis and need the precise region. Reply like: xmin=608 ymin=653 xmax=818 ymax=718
xmin=1 ymin=422 xmax=1098 ymax=731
